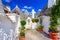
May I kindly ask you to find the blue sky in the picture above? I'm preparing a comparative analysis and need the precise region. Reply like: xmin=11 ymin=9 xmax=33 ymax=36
xmin=2 ymin=0 xmax=48 ymax=13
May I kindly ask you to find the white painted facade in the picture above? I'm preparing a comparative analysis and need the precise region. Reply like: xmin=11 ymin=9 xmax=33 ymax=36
xmin=48 ymin=0 xmax=56 ymax=8
xmin=0 ymin=0 xmax=21 ymax=38
xmin=42 ymin=16 xmax=50 ymax=34
xmin=0 ymin=0 xmax=21 ymax=39
xmin=42 ymin=17 xmax=60 ymax=34
xmin=0 ymin=14 xmax=20 ymax=40
xmin=0 ymin=0 xmax=4 ymax=13
xmin=42 ymin=0 xmax=57 ymax=34
xmin=26 ymin=17 xmax=32 ymax=29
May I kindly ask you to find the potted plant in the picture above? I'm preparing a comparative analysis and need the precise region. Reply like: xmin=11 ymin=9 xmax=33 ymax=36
xmin=35 ymin=18 xmax=39 ymax=23
xmin=37 ymin=25 xmax=43 ymax=32
xmin=19 ymin=20 xmax=26 ymax=40
xmin=32 ymin=18 xmax=39 ymax=23
xmin=32 ymin=18 xmax=39 ymax=29
xmin=32 ymin=18 xmax=35 ymax=23
xmin=48 ymin=1 xmax=60 ymax=39
xmin=49 ymin=26 xmax=59 ymax=39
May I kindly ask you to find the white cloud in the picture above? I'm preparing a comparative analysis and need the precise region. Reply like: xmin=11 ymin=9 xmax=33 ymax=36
xmin=21 ymin=9 xmax=29 ymax=13
xmin=21 ymin=9 xmax=26 ymax=11
xmin=23 ymin=6 xmax=32 ymax=9
xmin=28 ymin=7 xmax=32 ymax=9
xmin=25 ymin=10 xmax=28 ymax=12
xmin=24 ymin=6 xmax=28 ymax=8
xmin=38 ymin=9 xmax=41 ymax=11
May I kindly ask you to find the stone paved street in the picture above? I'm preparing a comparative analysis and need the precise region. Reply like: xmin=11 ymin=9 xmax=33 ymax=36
xmin=16 ymin=29 xmax=60 ymax=40
xmin=25 ymin=30 xmax=51 ymax=40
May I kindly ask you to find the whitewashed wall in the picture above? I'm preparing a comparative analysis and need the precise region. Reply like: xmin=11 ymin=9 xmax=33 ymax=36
xmin=0 ymin=0 xmax=4 ymax=13
xmin=42 ymin=16 xmax=50 ymax=34
xmin=58 ymin=18 xmax=60 ymax=38
xmin=25 ymin=17 xmax=32 ymax=29
xmin=58 ymin=18 xmax=60 ymax=31
xmin=48 ymin=0 xmax=56 ymax=8
xmin=0 ymin=14 xmax=19 ymax=40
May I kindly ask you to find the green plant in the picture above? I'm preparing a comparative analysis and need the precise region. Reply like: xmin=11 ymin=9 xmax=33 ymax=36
xmin=32 ymin=18 xmax=39 ymax=22
xmin=49 ymin=0 xmax=60 ymax=33
xmin=19 ymin=20 xmax=26 ymax=36
xmin=19 ymin=26 xmax=25 ymax=36
xmin=49 ymin=26 xmax=58 ymax=32
xmin=37 ymin=25 xmax=43 ymax=28
xmin=20 ymin=32 xmax=25 ymax=36
xmin=20 ymin=20 xmax=26 ymax=26
xmin=35 ymin=19 xmax=39 ymax=22
xmin=32 ymin=18 xmax=36 ymax=22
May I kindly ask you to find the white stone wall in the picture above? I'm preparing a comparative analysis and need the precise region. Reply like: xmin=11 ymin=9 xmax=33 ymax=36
xmin=42 ymin=16 xmax=60 ymax=34
xmin=58 ymin=18 xmax=60 ymax=38
xmin=0 ymin=0 xmax=4 ymax=13
xmin=42 ymin=16 xmax=50 ymax=34
xmin=32 ymin=23 xmax=37 ymax=29
xmin=48 ymin=0 xmax=56 ymax=8
xmin=58 ymin=18 xmax=60 ymax=31
xmin=0 ymin=14 xmax=19 ymax=40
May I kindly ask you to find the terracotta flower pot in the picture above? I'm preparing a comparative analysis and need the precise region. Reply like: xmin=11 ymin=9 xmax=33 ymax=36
xmin=49 ymin=32 xmax=58 ymax=39
xmin=38 ymin=28 xmax=43 ymax=32
xmin=19 ymin=36 xmax=25 ymax=40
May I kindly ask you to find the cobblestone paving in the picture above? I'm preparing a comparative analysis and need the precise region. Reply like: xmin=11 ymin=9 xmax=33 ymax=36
xmin=16 ymin=30 xmax=60 ymax=40
xmin=25 ymin=30 xmax=51 ymax=40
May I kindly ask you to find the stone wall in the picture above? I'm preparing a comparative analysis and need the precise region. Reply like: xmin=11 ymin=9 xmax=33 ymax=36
xmin=0 ymin=14 xmax=20 ymax=40
xmin=42 ymin=16 xmax=50 ymax=34
xmin=42 ymin=16 xmax=60 ymax=34
xmin=0 ymin=0 xmax=4 ymax=13
xmin=48 ymin=0 xmax=56 ymax=8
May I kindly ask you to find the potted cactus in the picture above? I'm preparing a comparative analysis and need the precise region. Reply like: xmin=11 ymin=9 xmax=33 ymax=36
xmin=37 ymin=25 xmax=43 ymax=32
xmin=19 ymin=20 xmax=26 ymax=40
